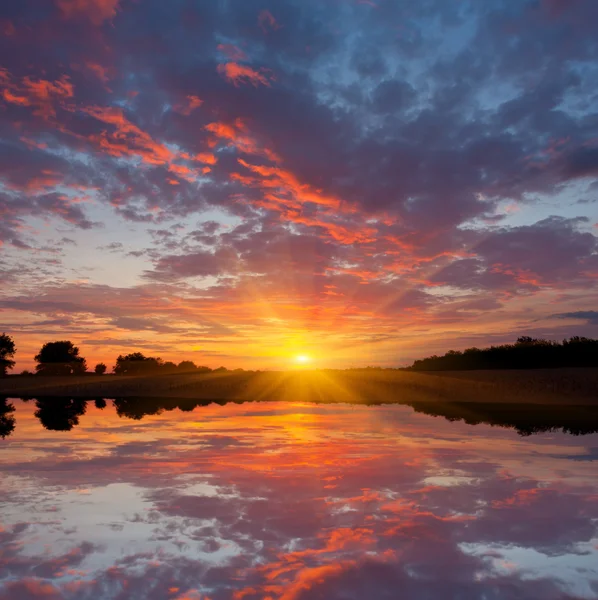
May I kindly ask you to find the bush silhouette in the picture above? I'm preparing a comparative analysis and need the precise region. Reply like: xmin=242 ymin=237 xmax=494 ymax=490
xmin=113 ymin=352 xmax=163 ymax=375
xmin=178 ymin=360 xmax=197 ymax=372
xmin=94 ymin=363 xmax=107 ymax=375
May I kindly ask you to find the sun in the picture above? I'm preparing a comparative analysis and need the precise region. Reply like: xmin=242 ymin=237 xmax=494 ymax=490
xmin=295 ymin=354 xmax=311 ymax=364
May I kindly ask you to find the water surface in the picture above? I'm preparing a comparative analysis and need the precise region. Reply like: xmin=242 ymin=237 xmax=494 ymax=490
xmin=1 ymin=398 xmax=597 ymax=599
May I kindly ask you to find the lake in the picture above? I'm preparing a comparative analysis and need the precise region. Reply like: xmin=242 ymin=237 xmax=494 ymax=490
xmin=1 ymin=398 xmax=597 ymax=599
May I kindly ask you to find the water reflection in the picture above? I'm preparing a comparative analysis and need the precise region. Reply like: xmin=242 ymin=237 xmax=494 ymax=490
xmin=0 ymin=398 xmax=15 ymax=438
xmin=2 ymin=395 xmax=598 ymax=437
xmin=0 ymin=399 xmax=597 ymax=599
xmin=33 ymin=397 xmax=88 ymax=431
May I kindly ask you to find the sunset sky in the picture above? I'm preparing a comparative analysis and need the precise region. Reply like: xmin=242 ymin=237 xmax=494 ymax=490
xmin=1 ymin=0 xmax=598 ymax=370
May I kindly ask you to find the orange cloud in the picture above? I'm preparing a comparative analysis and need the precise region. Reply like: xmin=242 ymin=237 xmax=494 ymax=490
xmin=2 ymin=88 xmax=31 ymax=107
xmin=236 ymin=159 xmax=345 ymax=210
xmin=194 ymin=152 xmax=218 ymax=165
xmin=168 ymin=163 xmax=196 ymax=182
xmin=82 ymin=106 xmax=217 ymax=183
xmin=1 ymin=69 xmax=212 ymax=188
xmin=206 ymin=120 xmax=280 ymax=162
xmin=228 ymin=158 xmax=378 ymax=243
xmin=0 ymin=69 xmax=74 ymax=120
xmin=83 ymin=106 xmax=175 ymax=165
xmin=217 ymin=62 xmax=274 ymax=87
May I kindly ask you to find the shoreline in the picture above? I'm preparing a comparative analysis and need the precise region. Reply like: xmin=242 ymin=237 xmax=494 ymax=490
xmin=1 ymin=368 xmax=597 ymax=405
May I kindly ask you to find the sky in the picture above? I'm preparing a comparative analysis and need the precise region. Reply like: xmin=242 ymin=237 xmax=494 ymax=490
xmin=1 ymin=0 xmax=598 ymax=371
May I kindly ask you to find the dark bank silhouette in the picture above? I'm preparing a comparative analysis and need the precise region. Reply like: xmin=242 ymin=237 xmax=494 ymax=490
xmin=1 ymin=396 xmax=596 ymax=438
xmin=35 ymin=341 xmax=87 ymax=376
xmin=409 ymin=336 xmax=598 ymax=371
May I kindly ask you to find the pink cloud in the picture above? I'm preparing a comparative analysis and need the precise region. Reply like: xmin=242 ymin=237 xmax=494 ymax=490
xmin=217 ymin=62 xmax=274 ymax=87
xmin=173 ymin=95 xmax=203 ymax=116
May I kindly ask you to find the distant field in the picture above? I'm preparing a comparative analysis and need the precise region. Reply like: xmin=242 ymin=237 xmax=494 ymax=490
xmin=1 ymin=368 xmax=597 ymax=405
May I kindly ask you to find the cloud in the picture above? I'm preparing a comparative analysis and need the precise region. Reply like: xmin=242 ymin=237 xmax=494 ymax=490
xmin=0 ymin=69 xmax=74 ymax=120
xmin=258 ymin=9 xmax=282 ymax=33
xmin=217 ymin=44 xmax=248 ymax=62
xmin=217 ymin=63 xmax=274 ymax=87
xmin=173 ymin=95 xmax=203 ymax=116
xmin=56 ymin=0 xmax=120 ymax=25
xmin=550 ymin=310 xmax=598 ymax=325
xmin=1 ymin=0 xmax=598 ymax=367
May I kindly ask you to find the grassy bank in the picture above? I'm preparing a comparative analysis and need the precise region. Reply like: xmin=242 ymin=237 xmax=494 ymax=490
xmin=1 ymin=368 xmax=597 ymax=405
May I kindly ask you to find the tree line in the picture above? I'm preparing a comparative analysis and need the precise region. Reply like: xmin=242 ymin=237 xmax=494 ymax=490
xmin=408 ymin=336 xmax=598 ymax=371
xmin=0 ymin=334 xmax=220 ymax=376
xmin=2 ymin=333 xmax=598 ymax=377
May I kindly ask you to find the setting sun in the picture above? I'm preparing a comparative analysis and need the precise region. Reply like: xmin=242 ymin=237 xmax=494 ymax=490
xmin=295 ymin=355 xmax=311 ymax=364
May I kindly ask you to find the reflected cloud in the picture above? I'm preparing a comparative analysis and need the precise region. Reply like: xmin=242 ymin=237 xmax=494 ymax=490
xmin=0 ymin=399 xmax=597 ymax=599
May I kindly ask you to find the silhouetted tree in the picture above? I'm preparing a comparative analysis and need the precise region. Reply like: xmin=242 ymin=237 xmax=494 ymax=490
xmin=113 ymin=352 xmax=163 ymax=375
xmin=0 ymin=398 xmax=16 ymax=438
xmin=0 ymin=333 xmax=16 ymax=377
xmin=34 ymin=397 xmax=87 ymax=431
xmin=162 ymin=361 xmax=178 ymax=373
xmin=94 ymin=398 xmax=107 ymax=409
xmin=178 ymin=360 xmax=197 ymax=372
xmin=20 ymin=369 xmax=33 ymax=376
xmin=94 ymin=363 xmax=107 ymax=375
xmin=35 ymin=341 xmax=87 ymax=376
